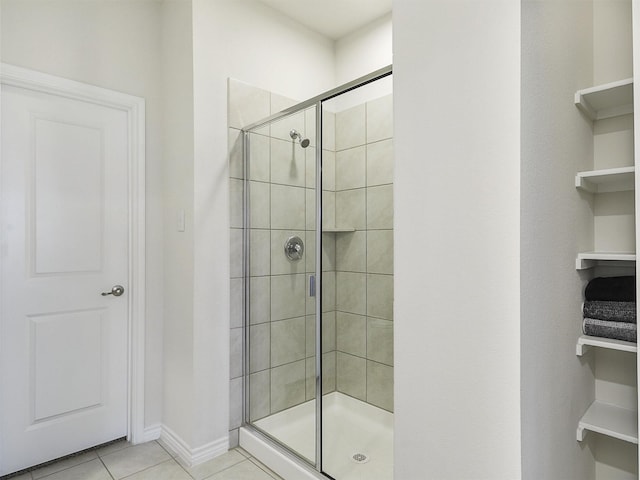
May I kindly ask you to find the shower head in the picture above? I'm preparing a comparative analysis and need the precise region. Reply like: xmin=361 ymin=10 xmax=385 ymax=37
xmin=290 ymin=129 xmax=310 ymax=148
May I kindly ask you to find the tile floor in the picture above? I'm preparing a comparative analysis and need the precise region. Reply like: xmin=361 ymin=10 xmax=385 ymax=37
xmin=4 ymin=440 xmax=283 ymax=480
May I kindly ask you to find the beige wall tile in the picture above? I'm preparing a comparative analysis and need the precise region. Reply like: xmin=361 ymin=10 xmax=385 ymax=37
xmin=271 ymin=317 xmax=306 ymax=367
xmin=306 ymin=284 xmax=316 ymax=315
xmin=366 ymin=139 xmax=393 ymax=187
xmin=271 ymin=360 xmax=306 ymax=413
xmin=249 ymin=370 xmax=270 ymax=422
xmin=305 ymin=147 xmax=316 ymax=188
xmin=228 ymin=79 xmax=270 ymax=129
xmin=336 ymin=104 xmax=365 ymax=150
xmin=228 ymin=128 xmax=244 ymax=180
xmin=336 ymin=352 xmax=366 ymax=401
xmin=336 ymin=312 xmax=366 ymax=357
xmin=229 ymin=178 xmax=244 ymax=228
xmin=323 ymin=150 xmax=336 ymax=191
xmin=229 ymin=377 xmax=243 ymax=429
xmin=249 ymin=181 xmax=270 ymax=229
xmin=230 ymin=327 xmax=243 ymax=379
xmin=230 ymin=277 xmax=243 ymax=328
xmin=306 ymin=315 xmax=316 ymax=358
xmin=230 ymin=228 xmax=244 ymax=279
xmin=321 ymin=232 xmax=336 ymax=272
xmin=305 ymin=106 xmax=317 ymax=147
xmin=271 ymin=137 xmax=306 ymax=187
xmin=323 ymin=111 xmax=336 ymax=151
xmin=249 ymin=276 xmax=270 ymax=325
xmin=271 ymin=184 xmax=305 ymax=230
xmin=367 ymin=184 xmax=393 ymax=229
xmin=322 ymin=311 xmax=336 ymax=352
xmin=271 ymin=93 xmax=299 ymax=114
xmin=366 ymin=361 xmax=393 ymax=412
xmin=306 ymin=188 xmax=316 ymax=230
xmin=249 ymin=323 xmax=270 ymax=373
xmin=305 ymin=357 xmax=317 ymax=401
xmin=335 ymin=188 xmax=366 ymax=229
xmin=321 ymin=271 xmax=336 ymax=312
xmin=322 ymin=351 xmax=336 ymax=394
xmin=249 ymin=229 xmax=270 ymax=277
xmin=367 ymin=274 xmax=393 ymax=320
xmin=271 ymin=273 xmax=306 ymax=320
xmin=303 ymin=233 xmax=335 ymax=275
xmin=248 ymin=133 xmax=270 ymax=182
xmin=336 ymin=271 xmax=366 ymax=315
xmin=336 ymin=146 xmax=366 ymax=190
xmin=367 ymin=230 xmax=394 ymax=274
xmin=271 ymin=110 xmax=305 ymax=143
xmin=366 ymin=94 xmax=393 ymax=143
xmin=367 ymin=318 xmax=393 ymax=366
xmin=336 ymin=231 xmax=366 ymax=273
xmin=322 ymin=191 xmax=336 ymax=229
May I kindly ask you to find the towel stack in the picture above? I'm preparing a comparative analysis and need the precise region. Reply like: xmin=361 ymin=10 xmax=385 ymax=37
xmin=583 ymin=276 xmax=637 ymax=343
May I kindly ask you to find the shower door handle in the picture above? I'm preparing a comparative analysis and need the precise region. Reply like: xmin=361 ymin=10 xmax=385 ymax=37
xmin=309 ymin=275 xmax=316 ymax=297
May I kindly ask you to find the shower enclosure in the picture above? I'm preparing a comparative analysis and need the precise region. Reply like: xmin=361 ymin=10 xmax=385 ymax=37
xmin=236 ymin=67 xmax=393 ymax=480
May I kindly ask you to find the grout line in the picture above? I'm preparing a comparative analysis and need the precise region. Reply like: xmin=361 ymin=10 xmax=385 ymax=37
xmin=118 ymin=459 xmax=177 ymax=480
xmin=97 ymin=456 xmax=116 ymax=480
xmin=247 ymin=457 xmax=284 ymax=480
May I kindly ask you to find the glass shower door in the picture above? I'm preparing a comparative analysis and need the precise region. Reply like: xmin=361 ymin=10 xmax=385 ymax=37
xmin=245 ymin=106 xmax=318 ymax=466
xmin=320 ymin=75 xmax=394 ymax=480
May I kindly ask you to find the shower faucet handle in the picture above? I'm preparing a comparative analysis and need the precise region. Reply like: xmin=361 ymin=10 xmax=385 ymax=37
xmin=284 ymin=236 xmax=304 ymax=261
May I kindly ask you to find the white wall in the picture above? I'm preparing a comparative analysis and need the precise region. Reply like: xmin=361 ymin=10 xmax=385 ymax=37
xmin=0 ymin=0 xmax=164 ymax=431
xmin=520 ymin=2 xmax=595 ymax=478
xmin=188 ymin=0 xmax=335 ymax=449
xmin=160 ymin=0 xmax=196 ymax=446
xmin=393 ymin=1 xmax=521 ymax=478
xmin=335 ymin=13 xmax=392 ymax=85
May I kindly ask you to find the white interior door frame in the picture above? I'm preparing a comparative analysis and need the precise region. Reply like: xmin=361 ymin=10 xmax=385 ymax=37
xmin=0 ymin=63 xmax=146 ymax=445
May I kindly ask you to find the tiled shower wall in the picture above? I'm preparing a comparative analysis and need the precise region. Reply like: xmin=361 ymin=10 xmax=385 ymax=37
xmin=227 ymin=79 xmax=338 ymax=446
xmin=228 ymin=79 xmax=394 ymax=446
xmin=332 ymin=95 xmax=394 ymax=412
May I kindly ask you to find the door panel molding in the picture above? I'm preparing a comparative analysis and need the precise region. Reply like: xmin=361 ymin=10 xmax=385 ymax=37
xmin=0 ymin=63 xmax=146 ymax=463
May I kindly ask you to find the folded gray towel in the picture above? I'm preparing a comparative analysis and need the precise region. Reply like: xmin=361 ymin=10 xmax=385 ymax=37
xmin=583 ymin=301 xmax=636 ymax=323
xmin=583 ymin=318 xmax=637 ymax=343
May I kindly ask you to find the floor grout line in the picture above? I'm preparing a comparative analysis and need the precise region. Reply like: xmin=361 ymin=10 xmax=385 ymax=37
xmin=97 ymin=456 xmax=116 ymax=480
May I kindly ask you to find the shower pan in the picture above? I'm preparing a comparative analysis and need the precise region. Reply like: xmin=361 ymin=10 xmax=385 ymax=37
xmin=238 ymin=66 xmax=394 ymax=480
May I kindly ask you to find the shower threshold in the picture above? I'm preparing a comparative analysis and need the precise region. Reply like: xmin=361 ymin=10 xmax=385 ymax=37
xmin=241 ymin=392 xmax=393 ymax=480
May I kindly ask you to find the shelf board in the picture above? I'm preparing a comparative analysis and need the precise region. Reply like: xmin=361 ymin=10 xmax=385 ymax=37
xmin=575 ymin=166 xmax=635 ymax=193
xmin=576 ymin=252 xmax=636 ymax=270
xmin=575 ymin=78 xmax=634 ymax=121
xmin=576 ymin=335 xmax=638 ymax=356
xmin=577 ymin=401 xmax=638 ymax=444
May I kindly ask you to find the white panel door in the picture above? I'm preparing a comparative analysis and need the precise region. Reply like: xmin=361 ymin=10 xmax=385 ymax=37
xmin=0 ymin=82 xmax=129 ymax=475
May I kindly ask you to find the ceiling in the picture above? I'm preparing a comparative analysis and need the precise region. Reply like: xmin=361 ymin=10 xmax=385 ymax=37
xmin=255 ymin=0 xmax=392 ymax=40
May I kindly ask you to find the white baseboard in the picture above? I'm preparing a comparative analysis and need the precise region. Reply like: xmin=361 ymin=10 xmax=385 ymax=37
xmin=142 ymin=424 xmax=162 ymax=443
xmin=159 ymin=424 xmax=228 ymax=467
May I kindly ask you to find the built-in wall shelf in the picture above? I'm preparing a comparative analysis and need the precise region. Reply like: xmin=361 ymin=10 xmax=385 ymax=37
xmin=575 ymin=166 xmax=635 ymax=193
xmin=577 ymin=401 xmax=638 ymax=444
xmin=576 ymin=335 xmax=638 ymax=356
xmin=323 ymin=228 xmax=356 ymax=233
xmin=576 ymin=252 xmax=636 ymax=270
xmin=575 ymin=78 xmax=634 ymax=121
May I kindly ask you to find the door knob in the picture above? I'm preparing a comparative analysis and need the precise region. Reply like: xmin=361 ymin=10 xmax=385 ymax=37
xmin=101 ymin=285 xmax=125 ymax=297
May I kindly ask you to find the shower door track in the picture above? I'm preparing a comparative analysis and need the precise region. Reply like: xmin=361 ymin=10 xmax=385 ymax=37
xmin=241 ymin=64 xmax=392 ymax=478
